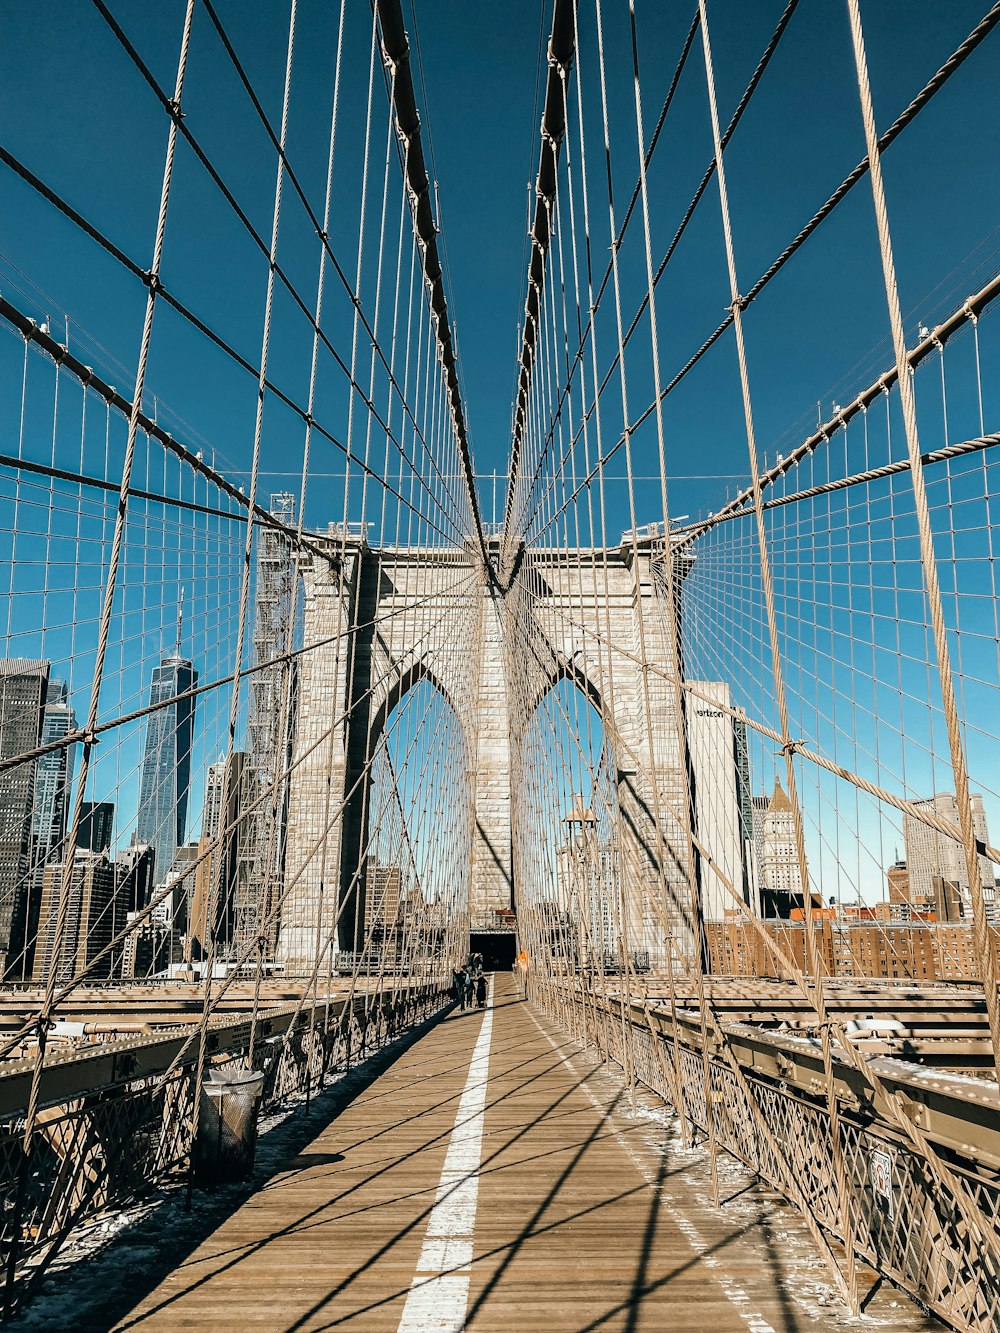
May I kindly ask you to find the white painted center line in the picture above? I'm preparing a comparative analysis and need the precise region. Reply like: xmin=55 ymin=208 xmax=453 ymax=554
xmin=397 ymin=979 xmax=493 ymax=1333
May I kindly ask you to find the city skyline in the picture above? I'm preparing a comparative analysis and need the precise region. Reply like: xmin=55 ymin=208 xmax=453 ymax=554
xmin=0 ymin=621 xmax=995 ymax=984
xmin=0 ymin=659 xmax=50 ymax=975
xmin=30 ymin=679 xmax=76 ymax=871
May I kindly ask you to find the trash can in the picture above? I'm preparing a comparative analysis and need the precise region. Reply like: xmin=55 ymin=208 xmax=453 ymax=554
xmin=194 ymin=1068 xmax=266 ymax=1183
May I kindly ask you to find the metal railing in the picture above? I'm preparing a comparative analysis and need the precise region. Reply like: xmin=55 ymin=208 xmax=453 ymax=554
xmin=0 ymin=980 xmax=449 ymax=1315
xmin=532 ymin=979 xmax=1000 ymax=1333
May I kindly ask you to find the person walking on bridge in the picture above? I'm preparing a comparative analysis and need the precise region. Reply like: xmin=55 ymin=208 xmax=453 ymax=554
xmin=476 ymin=973 xmax=487 ymax=1009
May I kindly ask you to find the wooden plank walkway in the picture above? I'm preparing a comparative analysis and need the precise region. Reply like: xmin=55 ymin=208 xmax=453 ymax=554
xmin=18 ymin=974 xmax=939 ymax=1332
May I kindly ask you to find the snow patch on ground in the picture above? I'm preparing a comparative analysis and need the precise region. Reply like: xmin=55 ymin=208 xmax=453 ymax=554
xmin=575 ymin=1046 xmax=935 ymax=1332
xmin=8 ymin=1011 xmax=447 ymax=1330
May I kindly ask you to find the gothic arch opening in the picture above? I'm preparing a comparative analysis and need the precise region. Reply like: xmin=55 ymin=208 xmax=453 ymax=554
xmin=350 ymin=675 xmax=472 ymax=973
xmin=514 ymin=677 xmax=626 ymax=977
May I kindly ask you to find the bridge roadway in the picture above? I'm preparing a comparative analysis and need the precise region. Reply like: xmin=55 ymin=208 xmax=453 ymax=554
xmin=21 ymin=975 xmax=937 ymax=1332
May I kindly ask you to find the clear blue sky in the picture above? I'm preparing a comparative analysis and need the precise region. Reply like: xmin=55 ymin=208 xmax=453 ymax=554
xmin=1 ymin=1 xmax=997 ymax=520
xmin=1 ymin=2 xmax=998 ymax=901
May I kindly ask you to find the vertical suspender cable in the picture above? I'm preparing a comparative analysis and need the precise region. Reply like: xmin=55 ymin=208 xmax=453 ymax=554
xmin=696 ymin=0 xmax=859 ymax=1309
xmin=2 ymin=4 xmax=198 ymax=1315
xmin=845 ymin=0 xmax=1000 ymax=1076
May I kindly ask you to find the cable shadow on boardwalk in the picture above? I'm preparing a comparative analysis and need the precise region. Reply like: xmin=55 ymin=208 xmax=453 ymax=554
xmin=97 ymin=1005 xmax=621 ymax=1331
xmin=282 ymin=995 xmax=778 ymax=1333
xmin=281 ymin=1080 xmax=716 ymax=1330
xmin=307 ymin=1204 xmax=764 ymax=1331
xmin=14 ymin=986 xmax=881 ymax=1333
xmin=8 ymin=1003 xmax=456 ymax=1333
xmin=213 ymin=1025 xmax=644 ymax=1331
xmin=290 ymin=1085 xmax=625 ymax=1327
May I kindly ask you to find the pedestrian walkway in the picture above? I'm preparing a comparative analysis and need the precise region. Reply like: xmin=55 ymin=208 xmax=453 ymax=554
xmin=24 ymin=975 xmax=938 ymax=1332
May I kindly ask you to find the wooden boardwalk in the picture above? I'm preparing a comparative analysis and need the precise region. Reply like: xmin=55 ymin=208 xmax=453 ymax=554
xmin=25 ymin=975 xmax=939 ymax=1332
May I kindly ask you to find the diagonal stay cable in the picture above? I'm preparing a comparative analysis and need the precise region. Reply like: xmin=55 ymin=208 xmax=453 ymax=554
xmin=0 ymin=562 xmax=478 ymax=775
xmin=520 ymin=1 xmax=1000 ymax=547
xmin=509 ymin=5 xmax=700 ymax=542
xmin=375 ymin=0 xmax=491 ymax=572
xmin=0 ymin=147 xmax=462 ymax=546
xmin=0 ymin=563 xmax=482 ymax=1061
xmin=509 ymin=1 xmax=797 ymax=544
xmin=87 ymin=0 xmax=467 ymax=541
xmin=197 ymin=0 xmax=476 ymax=546
xmin=516 ymin=0 xmax=798 ymax=543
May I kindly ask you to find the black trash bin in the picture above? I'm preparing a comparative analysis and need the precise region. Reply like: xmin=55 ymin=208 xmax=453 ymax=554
xmin=194 ymin=1068 xmax=266 ymax=1183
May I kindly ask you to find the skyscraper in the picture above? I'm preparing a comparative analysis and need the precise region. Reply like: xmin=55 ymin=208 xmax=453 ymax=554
xmin=687 ymin=682 xmax=746 ymax=922
xmin=237 ymin=496 xmax=297 ymax=956
xmin=757 ymin=777 xmax=807 ymax=917
xmin=904 ymin=792 xmax=993 ymax=917
xmin=110 ymin=842 xmax=154 ymax=977
xmin=189 ymin=754 xmax=247 ymax=958
xmin=77 ymin=801 xmax=115 ymax=854
xmin=135 ymin=608 xmax=198 ymax=886
xmin=0 ymin=659 xmax=49 ymax=970
xmin=15 ymin=680 xmax=78 ymax=978
xmin=114 ymin=842 xmax=155 ymax=915
xmin=31 ymin=681 xmax=76 ymax=861
xmin=733 ymin=716 xmax=755 ymax=909
xmin=33 ymin=849 xmax=116 ymax=983
xmin=158 ymin=840 xmax=200 ymax=965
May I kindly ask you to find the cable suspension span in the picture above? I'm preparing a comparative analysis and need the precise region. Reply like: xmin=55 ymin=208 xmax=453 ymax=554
xmin=376 ymin=0 xmax=490 ymax=574
xmin=0 ymin=144 xmax=463 ymax=546
xmin=512 ymin=0 xmax=1000 ymax=548
xmin=93 ymin=0 xmax=467 ymax=536
xmin=1 ymin=5 xmax=1000 ymax=1331
xmin=502 ymin=0 xmax=577 ymax=567
xmin=674 ymin=266 xmax=1000 ymax=543
xmin=0 ymin=295 xmax=325 ymax=555
xmin=499 ymin=1 xmax=1000 ymax=1328
xmin=512 ymin=0 xmax=799 ymax=550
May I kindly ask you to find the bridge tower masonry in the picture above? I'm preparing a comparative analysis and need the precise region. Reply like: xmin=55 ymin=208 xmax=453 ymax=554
xmin=471 ymin=586 xmax=514 ymax=918
xmin=279 ymin=538 xmax=510 ymax=971
xmin=503 ymin=539 xmax=695 ymax=972
xmin=278 ymin=533 xmax=693 ymax=973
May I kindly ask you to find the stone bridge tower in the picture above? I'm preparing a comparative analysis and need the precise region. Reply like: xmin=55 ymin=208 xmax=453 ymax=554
xmin=278 ymin=532 xmax=700 ymax=972
xmin=502 ymin=536 xmax=699 ymax=971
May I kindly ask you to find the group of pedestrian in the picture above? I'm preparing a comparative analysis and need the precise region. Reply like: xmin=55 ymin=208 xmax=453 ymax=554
xmin=452 ymin=953 xmax=487 ymax=1011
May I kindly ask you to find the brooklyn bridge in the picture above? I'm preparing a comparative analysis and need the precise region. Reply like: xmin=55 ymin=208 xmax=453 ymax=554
xmin=0 ymin=0 xmax=997 ymax=1328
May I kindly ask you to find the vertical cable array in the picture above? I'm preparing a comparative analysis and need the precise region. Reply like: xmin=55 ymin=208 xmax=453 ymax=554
xmin=501 ymin=0 xmax=1000 ymax=1320
xmin=0 ymin=1 xmax=999 ymax=1323
xmin=0 ymin=0 xmax=485 ymax=1299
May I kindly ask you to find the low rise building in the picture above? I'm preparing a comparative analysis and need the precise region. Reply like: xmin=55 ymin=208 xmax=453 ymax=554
xmin=706 ymin=914 xmax=1000 ymax=982
xmin=33 ymin=849 xmax=116 ymax=983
